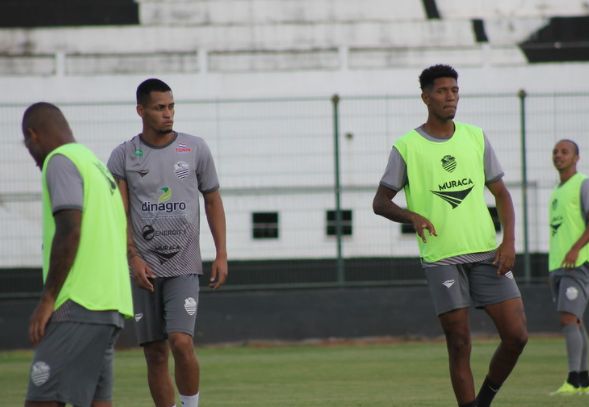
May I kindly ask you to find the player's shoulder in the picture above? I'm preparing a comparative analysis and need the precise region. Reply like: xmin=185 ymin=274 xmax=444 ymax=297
xmin=175 ymin=132 xmax=208 ymax=146
xmin=393 ymin=127 xmax=420 ymax=146
xmin=111 ymin=135 xmax=141 ymax=153
xmin=455 ymin=120 xmax=484 ymax=135
xmin=174 ymin=132 xmax=213 ymax=158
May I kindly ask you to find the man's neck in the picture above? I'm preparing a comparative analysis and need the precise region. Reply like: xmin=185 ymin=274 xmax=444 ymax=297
xmin=559 ymin=168 xmax=577 ymax=184
xmin=140 ymin=130 xmax=175 ymax=147
xmin=423 ymin=120 xmax=455 ymax=139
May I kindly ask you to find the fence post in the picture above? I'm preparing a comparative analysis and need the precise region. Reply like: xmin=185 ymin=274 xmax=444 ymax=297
xmin=331 ymin=94 xmax=344 ymax=285
xmin=518 ymin=89 xmax=531 ymax=283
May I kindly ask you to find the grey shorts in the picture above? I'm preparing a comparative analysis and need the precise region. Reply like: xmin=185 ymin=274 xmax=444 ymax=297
xmin=424 ymin=262 xmax=521 ymax=316
xmin=550 ymin=263 xmax=589 ymax=320
xmin=26 ymin=321 xmax=120 ymax=407
xmin=133 ymin=274 xmax=199 ymax=345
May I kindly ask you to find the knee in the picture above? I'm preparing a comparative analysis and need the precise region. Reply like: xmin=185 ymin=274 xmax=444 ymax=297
xmin=143 ymin=341 xmax=169 ymax=366
xmin=503 ymin=330 xmax=528 ymax=354
xmin=169 ymin=333 xmax=195 ymax=360
xmin=445 ymin=331 xmax=472 ymax=357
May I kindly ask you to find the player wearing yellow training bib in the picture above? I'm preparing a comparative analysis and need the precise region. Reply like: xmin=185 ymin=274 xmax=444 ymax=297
xmin=373 ymin=64 xmax=527 ymax=407
xmin=547 ymin=139 xmax=589 ymax=396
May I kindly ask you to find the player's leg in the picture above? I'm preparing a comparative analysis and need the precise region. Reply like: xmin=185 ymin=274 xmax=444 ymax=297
xmin=91 ymin=326 xmax=124 ymax=407
xmin=549 ymin=267 xmax=589 ymax=394
xmin=144 ymin=340 xmax=176 ymax=407
xmin=471 ymin=262 xmax=527 ymax=406
xmin=425 ymin=265 xmax=475 ymax=406
xmin=164 ymin=275 xmax=200 ymax=406
xmin=481 ymin=298 xmax=527 ymax=390
xmin=439 ymin=307 xmax=476 ymax=406
xmin=579 ymin=322 xmax=589 ymax=390
xmin=133 ymin=279 xmax=176 ymax=407
xmin=169 ymin=332 xmax=200 ymax=398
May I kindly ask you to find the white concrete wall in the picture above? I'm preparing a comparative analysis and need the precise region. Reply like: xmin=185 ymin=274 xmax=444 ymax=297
xmin=1 ymin=0 xmax=589 ymax=266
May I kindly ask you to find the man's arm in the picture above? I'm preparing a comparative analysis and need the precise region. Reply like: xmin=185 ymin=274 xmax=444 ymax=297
xmin=562 ymin=225 xmax=589 ymax=268
xmin=486 ymin=179 xmax=516 ymax=275
xmin=116 ymin=178 xmax=155 ymax=292
xmin=29 ymin=209 xmax=81 ymax=345
xmin=372 ymin=185 xmax=437 ymax=243
xmin=203 ymin=189 xmax=228 ymax=289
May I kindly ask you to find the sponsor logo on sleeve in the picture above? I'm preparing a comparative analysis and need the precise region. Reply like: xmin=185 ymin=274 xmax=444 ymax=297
xmin=176 ymin=143 xmax=192 ymax=153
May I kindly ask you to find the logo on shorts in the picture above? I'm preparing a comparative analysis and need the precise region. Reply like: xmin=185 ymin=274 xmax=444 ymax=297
xmin=184 ymin=297 xmax=197 ymax=316
xmin=442 ymin=279 xmax=455 ymax=288
xmin=566 ymin=286 xmax=579 ymax=301
xmin=504 ymin=271 xmax=514 ymax=280
xmin=30 ymin=361 xmax=50 ymax=386
xmin=135 ymin=313 xmax=143 ymax=322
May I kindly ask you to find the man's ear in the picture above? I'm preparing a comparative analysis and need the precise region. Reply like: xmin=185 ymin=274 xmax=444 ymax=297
xmin=421 ymin=91 xmax=429 ymax=106
xmin=25 ymin=127 xmax=39 ymax=143
xmin=136 ymin=104 xmax=144 ymax=118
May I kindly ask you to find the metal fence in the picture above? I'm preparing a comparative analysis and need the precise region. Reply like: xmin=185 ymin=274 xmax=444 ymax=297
xmin=1 ymin=92 xmax=588 ymax=289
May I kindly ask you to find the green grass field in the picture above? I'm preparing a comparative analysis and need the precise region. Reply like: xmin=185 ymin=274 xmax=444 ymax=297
xmin=1 ymin=336 xmax=587 ymax=406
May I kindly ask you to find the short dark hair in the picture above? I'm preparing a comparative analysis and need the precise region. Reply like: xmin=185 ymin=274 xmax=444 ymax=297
xmin=558 ymin=139 xmax=580 ymax=155
xmin=419 ymin=64 xmax=458 ymax=90
xmin=22 ymin=102 xmax=68 ymax=133
xmin=136 ymin=78 xmax=172 ymax=105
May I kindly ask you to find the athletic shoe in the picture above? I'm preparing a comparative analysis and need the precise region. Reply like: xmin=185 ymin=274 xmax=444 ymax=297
xmin=550 ymin=382 xmax=580 ymax=395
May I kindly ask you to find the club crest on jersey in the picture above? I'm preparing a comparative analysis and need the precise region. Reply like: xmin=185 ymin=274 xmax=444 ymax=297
xmin=174 ymin=161 xmax=190 ymax=180
xmin=176 ymin=143 xmax=192 ymax=153
xmin=551 ymin=198 xmax=558 ymax=210
xmin=441 ymin=155 xmax=457 ymax=173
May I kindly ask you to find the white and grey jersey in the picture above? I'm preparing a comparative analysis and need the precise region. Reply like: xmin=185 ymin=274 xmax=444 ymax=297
xmin=108 ymin=132 xmax=219 ymax=277
xmin=379 ymin=126 xmax=504 ymax=267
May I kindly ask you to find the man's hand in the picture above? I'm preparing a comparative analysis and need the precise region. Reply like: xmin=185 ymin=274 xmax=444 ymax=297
xmin=130 ymin=255 xmax=156 ymax=292
xmin=409 ymin=213 xmax=437 ymax=243
xmin=562 ymin=248 xmax=580 ymax=269
xmin=29 ymin=296 xmax=55 ymax=345
xmin=494 ymin=240 xmax=516 ymax=275
xmin=209 ymin=256 xmax=228 ymax=289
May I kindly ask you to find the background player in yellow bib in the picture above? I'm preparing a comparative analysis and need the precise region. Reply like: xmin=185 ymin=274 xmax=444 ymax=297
xmin=548 ymin=139 xmax=589 ymax=395
xmin=373 ymin=65 xmax=528 ymax=407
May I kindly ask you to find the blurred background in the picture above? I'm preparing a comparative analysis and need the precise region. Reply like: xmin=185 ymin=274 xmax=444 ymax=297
xmin=1 ymin=0 xmax=589 ymax=347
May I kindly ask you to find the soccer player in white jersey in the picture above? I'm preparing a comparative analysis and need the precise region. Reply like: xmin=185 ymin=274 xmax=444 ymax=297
xmin=108 ymin=78 xmax=228 ymax=407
